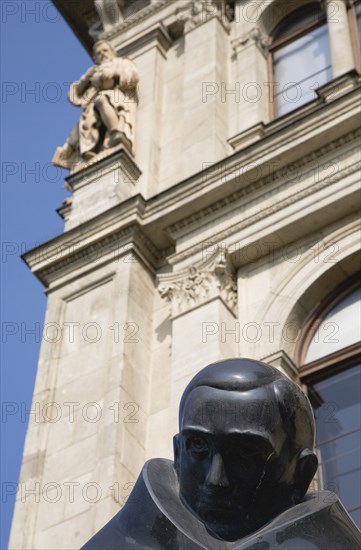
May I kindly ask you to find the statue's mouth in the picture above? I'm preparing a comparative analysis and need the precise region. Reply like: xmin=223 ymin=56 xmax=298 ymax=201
xmin=199 ymin=494 xmax=234 ymax=512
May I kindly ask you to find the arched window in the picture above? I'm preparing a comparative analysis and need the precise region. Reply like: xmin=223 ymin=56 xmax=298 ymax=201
xmin=300 ymin=282 xmax=361 ymax=527
xmin=270 ymin=3 xmax=332 ymax=117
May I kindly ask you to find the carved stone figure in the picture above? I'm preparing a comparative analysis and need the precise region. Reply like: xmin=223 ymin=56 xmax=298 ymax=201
xmin=53 ymin=40 xmax=138 ymax=168
xmin=81 ymin=359 xmax=360 ymax=549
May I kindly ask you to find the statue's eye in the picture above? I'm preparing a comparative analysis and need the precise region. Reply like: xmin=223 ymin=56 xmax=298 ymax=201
xmin=187 ymin=436 xmax=209 ymax=454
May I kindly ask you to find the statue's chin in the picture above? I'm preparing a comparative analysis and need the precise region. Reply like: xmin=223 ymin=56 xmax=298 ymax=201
xmin=186 ymin=500 xmax=251 ymax=541
xmin=203 ymin=520 xmax=249 ymax=542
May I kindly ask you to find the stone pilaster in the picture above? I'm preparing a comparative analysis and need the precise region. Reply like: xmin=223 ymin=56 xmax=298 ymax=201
xmin=229 ymin=28 xmax=269 ymax=146
xmin=158 ymin=249 xmax=238 ymax=432
xmin=181 ymin=11 xmax=231 ymax=180
xmin=114 ymin=24 xmax=173 ymax=196
xmin=324 ymin=0 xmax=355 ymax=77
xmin=9 ymin=235 xmax=156 ymax=549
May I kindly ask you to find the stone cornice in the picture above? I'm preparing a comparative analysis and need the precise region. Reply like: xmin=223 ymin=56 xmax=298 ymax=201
xmin=176 ymin=0 xmax=232 ymax=34
xmin=23 ymin=87 xmax=360 ymax=288
xmin=145 ymin=84 xmax=360 ymax=230
xmin=23 ymin=223 xmax=162 ymax=290
xmin=104 ymin=0 xmax=231 ymax=55
xmin=166 ymin=152 xmax=361 ymax=267
xmin=100 ymin=0 xmax=170 ymax=40
xmin=114 ymin=21 xmax=173 ymax=59
xmin=65 ymin=145 xmax=142 ymax=183
xmin=157 ymin=248 xmax=237 ymax=319
xmin=166 ymin=128 xmax=361 ymax=237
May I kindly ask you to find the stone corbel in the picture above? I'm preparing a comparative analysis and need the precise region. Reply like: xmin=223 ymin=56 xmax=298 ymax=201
xmin=158 ymin=248 xmax=237 ymax=319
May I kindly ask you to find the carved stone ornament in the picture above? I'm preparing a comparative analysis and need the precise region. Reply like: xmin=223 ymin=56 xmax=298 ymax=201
xmin=158 ymin=248 xmax=237 ymax=319
xmin=175 ymin=0 xmax=230 ymax=34
xmin=94 ymin=0 xmax=124 ymax=32
xmin=233 ymin=27 xmax=269 ymax=54
xmin=52 ymin=40 xmax=138 ymax=172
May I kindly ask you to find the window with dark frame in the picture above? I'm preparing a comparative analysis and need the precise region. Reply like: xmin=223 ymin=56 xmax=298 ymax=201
xmin=299 ymin=281 xmax=361 ymax=528
xmin=348 ymin=0 xmax=361 ymax=71
xmin=269 ymin=3 xmax=332 ymax=117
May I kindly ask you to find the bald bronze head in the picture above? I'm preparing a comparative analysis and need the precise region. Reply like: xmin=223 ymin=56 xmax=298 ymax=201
xmin=173 ymin=359 xmax=318 ymax=541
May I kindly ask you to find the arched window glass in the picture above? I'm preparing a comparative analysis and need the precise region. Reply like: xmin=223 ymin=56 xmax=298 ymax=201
xmin=301 ymin=284 xmax=361 ymax=527
xmin=305 ymin=287 xmax=361 ymax=362
xmin=270 ymin=4 xmax=332 ymax=117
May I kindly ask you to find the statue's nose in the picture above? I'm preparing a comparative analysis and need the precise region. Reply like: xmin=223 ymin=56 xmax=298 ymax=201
xmin=205 ymin=453 xmax=230 ymax=488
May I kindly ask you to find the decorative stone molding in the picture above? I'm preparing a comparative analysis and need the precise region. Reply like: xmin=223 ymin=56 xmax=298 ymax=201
xmin=23 ymin=223 xmax=163 ymax=289
xmin=168 ymin=156 xmax=361 ymax=267
xmin=228 ymin=122 xmax=265 ymax=151
xmin=158 ymin=248 xmax=237 ymax=319
xmin=232 ymin=27 xmax=269 ymax=55
xmin=316 ymin=71 xmax=360 ymax=103
xmin=100 ymin=0 xmax=169 ymax=39
xmin=166 ymin=127 xmax=361 ymax=236
xmin=175 ymin=0 xmax=231 ymax=34
xmin=117 ymin=23 xmax=173 ymax=59
xmin=95 ymin=0 xmax=124 ymax=32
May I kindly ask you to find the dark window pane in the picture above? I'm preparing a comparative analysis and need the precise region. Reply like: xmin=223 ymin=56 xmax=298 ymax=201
xmin=311 ymin=364 xmax=361 ymax=527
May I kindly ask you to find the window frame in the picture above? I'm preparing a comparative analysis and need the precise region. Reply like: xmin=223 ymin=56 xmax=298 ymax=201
xmin=306 ymin=360 xmax=361 ymax=524
xmin=348 ymin=0 xmax=361 ymax=72
xmin=297 ymin=275 xmax=361 ymax=379
xmin=268 ymin=3 xmax=329 ymax=119
xmin=298 ymin=276 xmax=361 ymax=524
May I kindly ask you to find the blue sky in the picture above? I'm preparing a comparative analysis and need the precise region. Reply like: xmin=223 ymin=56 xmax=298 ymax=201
xmin=1 ymin=3 xmax=91 ymax=547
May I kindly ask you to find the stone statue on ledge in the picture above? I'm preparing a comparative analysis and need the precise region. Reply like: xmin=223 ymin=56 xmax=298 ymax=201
xmin=82 ymin=359 xmax=360 ymax=549
xmin=53 ymin=40 xmax=138 ymax=169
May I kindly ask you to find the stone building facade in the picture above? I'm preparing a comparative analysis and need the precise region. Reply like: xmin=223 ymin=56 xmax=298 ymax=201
xmin=10 ymin=0 xmax=361 ymax=548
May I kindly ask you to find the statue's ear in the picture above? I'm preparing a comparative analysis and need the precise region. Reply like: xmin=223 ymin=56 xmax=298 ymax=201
xmin=173 ymin=434 xmax=181 ymax=474
xmin=294 ymin=448 xmax=318 ymax=502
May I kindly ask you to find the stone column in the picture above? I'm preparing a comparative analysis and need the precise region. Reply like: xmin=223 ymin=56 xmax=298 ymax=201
xmin=158 ymin=249 xmax=239 ymax=433
xmin=325 ymin=0 xmax=355 ymax=77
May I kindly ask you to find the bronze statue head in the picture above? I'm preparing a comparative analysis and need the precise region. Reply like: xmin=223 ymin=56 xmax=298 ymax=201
xmin=173 ymin=358 xmax=318 ymax=541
